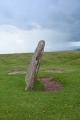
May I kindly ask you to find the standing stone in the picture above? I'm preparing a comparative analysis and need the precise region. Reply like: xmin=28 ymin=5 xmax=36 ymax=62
xmin=25 ymin=40 xmax=45 ymax=91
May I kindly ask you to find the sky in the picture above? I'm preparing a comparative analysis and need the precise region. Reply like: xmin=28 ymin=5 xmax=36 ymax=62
xmin=0 ymin=0 xmax=80 ymax=54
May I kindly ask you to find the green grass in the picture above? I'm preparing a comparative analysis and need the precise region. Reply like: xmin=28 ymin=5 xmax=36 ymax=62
xmin=0 ymin=51 xmax=80 ymax=120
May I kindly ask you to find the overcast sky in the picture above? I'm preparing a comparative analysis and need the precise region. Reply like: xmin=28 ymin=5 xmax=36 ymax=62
xmin=0 ymin=0 xmax=80 ymax=54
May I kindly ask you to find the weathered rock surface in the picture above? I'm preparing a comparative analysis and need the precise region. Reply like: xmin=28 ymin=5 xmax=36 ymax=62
xmin=25 ymin=40 xmax=45 ymax=91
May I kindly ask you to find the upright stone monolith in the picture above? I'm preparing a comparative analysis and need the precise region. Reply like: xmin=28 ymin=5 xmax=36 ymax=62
xmin=25 ymin=40 xmax=45 ymax=91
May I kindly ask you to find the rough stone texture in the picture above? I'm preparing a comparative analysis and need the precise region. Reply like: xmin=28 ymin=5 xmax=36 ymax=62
xmin=25 ymin=40 xmax=45 ymax=91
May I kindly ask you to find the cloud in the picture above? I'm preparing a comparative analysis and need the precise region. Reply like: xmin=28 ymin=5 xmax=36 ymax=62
xmin=70 ymin=41 xmax=80 ymax=47
xmin=0 ymin=0 xmax=80 ymax=36
xmin=0 ymin=0 xmax=80 ymax=54
xmin=0 ymin=24 xmax=72 ymax=54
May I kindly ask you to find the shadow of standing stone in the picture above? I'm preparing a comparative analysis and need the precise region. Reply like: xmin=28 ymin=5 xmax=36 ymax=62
xmin=25 ymin=40 xmax=45 ymax=91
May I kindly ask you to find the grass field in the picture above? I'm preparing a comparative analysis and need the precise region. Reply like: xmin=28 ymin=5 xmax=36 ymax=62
xmin=0 ymin=51 xmax=80 ymax=120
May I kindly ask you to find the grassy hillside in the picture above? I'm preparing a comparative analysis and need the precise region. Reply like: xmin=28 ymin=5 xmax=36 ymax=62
xmin=0 ymin=51 xmax=80 ymax=120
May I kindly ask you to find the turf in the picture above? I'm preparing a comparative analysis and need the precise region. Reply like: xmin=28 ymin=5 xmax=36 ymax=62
xmin=0 ymin=51 xmax=80 ymax=120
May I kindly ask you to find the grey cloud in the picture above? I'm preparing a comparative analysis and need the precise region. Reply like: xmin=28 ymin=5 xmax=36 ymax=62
xmin=0 ymin=0 xmax=80 ymax=43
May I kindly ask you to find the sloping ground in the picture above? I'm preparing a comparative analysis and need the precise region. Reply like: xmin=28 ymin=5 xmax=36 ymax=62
xmin=0 ymin=51 xmax=80 ymax=120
